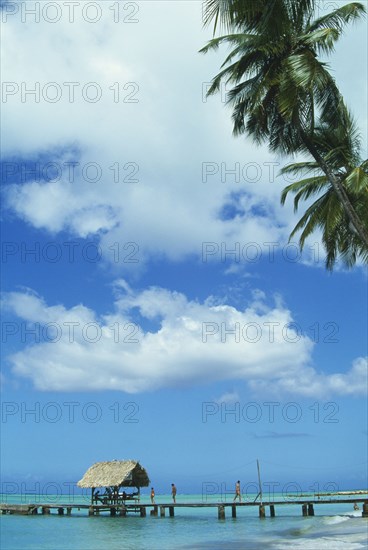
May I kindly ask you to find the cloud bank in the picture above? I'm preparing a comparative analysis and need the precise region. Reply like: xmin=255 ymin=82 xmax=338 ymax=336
xmin=2 ymin=285 xmax=366 ymax=396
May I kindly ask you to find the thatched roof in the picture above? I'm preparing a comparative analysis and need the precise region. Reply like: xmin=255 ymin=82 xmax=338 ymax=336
xmin=77 ymin=460 xmax=150 ymax=489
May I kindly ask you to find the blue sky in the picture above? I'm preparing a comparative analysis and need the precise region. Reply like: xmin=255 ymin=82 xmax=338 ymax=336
xmin=1 ymin=1 xmax=367 ymax=498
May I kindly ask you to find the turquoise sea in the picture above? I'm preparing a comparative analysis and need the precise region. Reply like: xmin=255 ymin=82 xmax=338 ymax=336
xmin=1 ymin=493 xmax=367 ymax=549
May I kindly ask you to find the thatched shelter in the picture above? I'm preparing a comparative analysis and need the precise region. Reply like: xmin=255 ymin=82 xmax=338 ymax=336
xmin=77 ymin=460 xmax=150 ymax=504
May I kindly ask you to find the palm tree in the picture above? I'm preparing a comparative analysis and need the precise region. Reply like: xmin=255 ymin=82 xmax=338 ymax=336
xmin=200 ymin=0 xmax=368 ymax=247
xmin=280 ymin=106 xmax=368 ymax=268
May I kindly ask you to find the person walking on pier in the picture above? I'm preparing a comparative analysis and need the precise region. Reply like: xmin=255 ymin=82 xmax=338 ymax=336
xmin=171 ymin=483 xmax=177 ymax=503
xmin=233 ymin=481 xmax=241 ymax=502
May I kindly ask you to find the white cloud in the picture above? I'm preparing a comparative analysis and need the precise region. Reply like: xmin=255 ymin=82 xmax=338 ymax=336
xmin=248 ymin=358 xmax=368 ymax=398
xmin=2 ymin=1 xmax=320 ymax=264
xmin=2 ymin=286 xmax=366 ymax=397
xmin=215 ymin=391 xmax=240 ymax=404
xmin=324 ymin=357 xmax=368 ymax=396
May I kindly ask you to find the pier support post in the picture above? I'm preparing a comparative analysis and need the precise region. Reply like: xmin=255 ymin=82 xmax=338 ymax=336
xmin=57 ymin=507 xmax=64 ymax=515
xmin=218 ymin=505 xmax=225 ymax=520
xmin=362 ymin=502 xmax=368 ymax=518
xmin=259 ymin=505 xmax=265 ymax=518
xmin=66 ymin=507 xmax=72 ymax=516
xmin=231 ymin=505 xmax=236 ymax=518
xmin=88 ymin=506 xmax=95 ymax=516
xmin=302 ymin=504 xmax=308 ymax=517
xmin=270 ymin=505 xmax=275 ymax=517
xmin=150 ymin=505 xmax=158 ymax=516
xmin=308 ymin=504 xmax=314 ymax=516
xmin=42 ymin=507 xmax=50 ymax=515
xmin=119 ymin=506 xmax=127 ymax=517
xmin=140 ymin=506 xmax=146 ymax=517
xmin=110 ymin=507 xmax=116 ymax=517
xmin=169 ymin=506 xmax=174 ymax=517
xmin=160 ymin=506 xmax=165 ymax=517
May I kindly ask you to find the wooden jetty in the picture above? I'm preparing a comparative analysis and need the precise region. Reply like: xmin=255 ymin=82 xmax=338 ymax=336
xmin=3 ymin=461 xmax=367 ymax=520
xmin=1 ymin=498 xmax=368 ymax=519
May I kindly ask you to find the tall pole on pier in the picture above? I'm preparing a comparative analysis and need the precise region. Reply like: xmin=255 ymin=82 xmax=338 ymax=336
xmin=257 ymin=459 xmax=263 ymax=506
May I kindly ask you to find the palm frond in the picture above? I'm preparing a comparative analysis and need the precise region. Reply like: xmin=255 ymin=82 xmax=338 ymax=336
xmin=281 ymin=175 xmax=329 ymax=209
xmin=287 ymin=0 xmax=316 ymax=28
xmin=202 ymin=0 xmax=241 ymax=33
xmin=199 ymin=33 xmax=255 ymax=55
xmin=343 ymin=166 xmax=368 ymax=193
xmin=307 ymin=2 xmax=366 ymax=33
xmin=289 ymin=192 xmax=332 ymax=246
xmin=301 ymin=27 xmax=340 ymax=54
xmin=280 ymin=161 xmax=321 ymax=175
xmin=202 ymin=0 xmax=268 ymax=33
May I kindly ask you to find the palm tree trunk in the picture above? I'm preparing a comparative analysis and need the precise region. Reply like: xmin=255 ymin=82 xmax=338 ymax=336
xmin=300 ymin=130 xmax=368 ymax=247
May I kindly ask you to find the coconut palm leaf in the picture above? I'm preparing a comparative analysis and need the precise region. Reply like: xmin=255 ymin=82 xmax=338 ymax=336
xmin=281 ymin=109 xmax=368 ymax=268
xmin=307 ymin=2 xmax=366 ymax=33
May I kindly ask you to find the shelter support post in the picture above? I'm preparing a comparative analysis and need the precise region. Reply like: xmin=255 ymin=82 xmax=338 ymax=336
xmin=218 ymin=505 xmax=225 ymax=520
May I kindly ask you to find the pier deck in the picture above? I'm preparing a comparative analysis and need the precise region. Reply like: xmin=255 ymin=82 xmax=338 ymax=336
xmin=1 ymin=498 xmax=368 ymax=519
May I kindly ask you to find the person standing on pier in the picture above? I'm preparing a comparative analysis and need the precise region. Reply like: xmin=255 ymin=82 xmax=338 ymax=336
xmin=233 ymin=481 xmax=241 ymax=502
xmin=150 ymin=488 xmax=155 ymax=504
xmin=171 ymin=483 xmax=177 ymax=503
